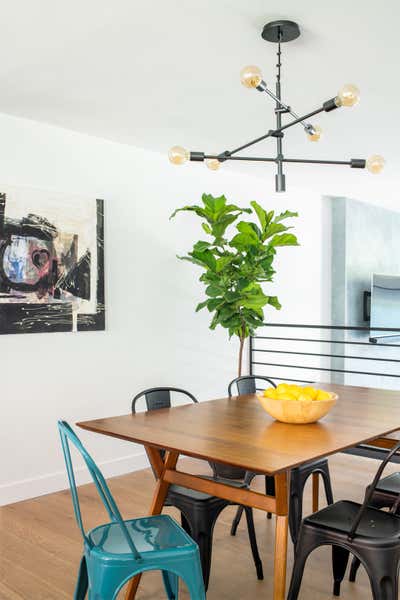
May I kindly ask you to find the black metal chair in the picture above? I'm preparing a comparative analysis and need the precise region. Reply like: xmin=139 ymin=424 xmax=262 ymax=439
xmin=287 ymin=439 xmax=400 ymax=600
xmin=131 ymin=387 xmax=263 ymax=590
xmin=349 ymin=470 xmax=400 ymax=582
xmin=228 ymin=376 xmax=334 ymax=545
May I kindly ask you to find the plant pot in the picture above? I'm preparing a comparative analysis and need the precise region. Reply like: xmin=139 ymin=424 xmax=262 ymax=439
xmin=208 ymin=461 xmax=247 ymax=480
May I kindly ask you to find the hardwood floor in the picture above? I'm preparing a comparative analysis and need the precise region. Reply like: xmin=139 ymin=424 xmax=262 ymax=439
xmin=1 ymin=453 xmax=397 ymax=599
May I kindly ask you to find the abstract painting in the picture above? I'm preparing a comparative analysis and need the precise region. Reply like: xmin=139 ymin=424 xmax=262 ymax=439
xmin=0 ymin=186 xmax=104 ymax=334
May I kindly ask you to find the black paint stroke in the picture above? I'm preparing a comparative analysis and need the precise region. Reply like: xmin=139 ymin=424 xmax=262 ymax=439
xmin=78 ymin=199 xmax=105 ymax=331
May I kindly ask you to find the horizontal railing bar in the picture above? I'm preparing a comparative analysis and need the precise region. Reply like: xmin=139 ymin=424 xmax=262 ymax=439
xmin=252 ymin=361 xmax=400 ymax=378
xmin=255 ymin=376 xmax=315 ymax=385
xmin=258 ymin=323 xmax=400 ymax=332
xmin=252 ymin=348 xmax=400 ymax=363
xmin=252 ymin=335 xmax=400 ymax=348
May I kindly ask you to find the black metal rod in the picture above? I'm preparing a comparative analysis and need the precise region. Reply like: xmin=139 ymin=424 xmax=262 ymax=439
xmin=204 ymin=155 xmax=276 ymax=162
xmin=283 ymin=158 xmax=350 ymax=165
xmin=253 ymin=335 xmax=400 ymax=348
xmin=252 ymin=348 xmax=400 ymax=363
xmin=254 ymin=376 xmax=315 ymax=384
xmin=257 ymin=323 xmax=400 ymax=332
xmin=228 ymin=106 xmax=325 ymax=156
xmin=252 ymin=361 xmax=400 ymax=379
xmin=203 ymin=155 xmax=351 ymax=166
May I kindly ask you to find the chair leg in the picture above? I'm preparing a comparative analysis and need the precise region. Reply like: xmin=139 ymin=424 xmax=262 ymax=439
xmin=349 ymin=556 xmax=362 ymax=582
xmin=320 ymin=462 xmax=334 ymax=505
xmin=177 ymin=554 xmax=207 ymax=600
xmin=162 ymin=570 xmax=179 ymax=600
xmin=286 ymin=534 xmax=316 ymax=600
xmin=180 ymin=507 xmax=224 ymax=591
xmin=74 ymin=556 xmax=88 ymax=600
xmin=369 ymin=567 xmax=399 ymax=600
xmin=289 ymin=479 xmax=304 ymax=546
xmin=332 ymin=545 xmax=350 ymax=596
xmin=231 ymin=471 xmax=257 ymax=534
xmin=266 ymin=475 xmax=275 ymax=519
xmin=230 ymin=505 xmax=244 ymax=536
xmin=243 ymin=507 xmax=264 ymax=580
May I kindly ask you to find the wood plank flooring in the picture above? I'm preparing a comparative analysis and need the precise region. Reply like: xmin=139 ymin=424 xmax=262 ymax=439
xmin=1 ymin=453 xmax=397 ymax=599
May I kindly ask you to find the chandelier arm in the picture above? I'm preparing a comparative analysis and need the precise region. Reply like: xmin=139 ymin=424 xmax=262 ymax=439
xmin=259 ymin=84 xmax=313 ymax=131
xmin=220 ymin=106 xmax=326 ymax=157
xmin=202 ymin=155 xmax=366 ymax=168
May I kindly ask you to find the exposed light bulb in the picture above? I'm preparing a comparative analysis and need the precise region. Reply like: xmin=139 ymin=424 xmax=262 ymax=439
xmin=366 ymin=155 xmax=385 ymax=174
xmin=240 ymin=65 xmax=263 ymax=89
xmin=206 ymin=158 xmax=221 ymax=171
xmin=307 ymin=125 xmax=322 ymax=142
xmin=336 ymin=84 xmax=360 ymax=107
xmin=168 ymin=146 xmax=189 ymax=165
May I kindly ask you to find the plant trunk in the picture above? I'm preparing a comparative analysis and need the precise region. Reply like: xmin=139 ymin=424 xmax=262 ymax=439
xmin=238 ymin=335 xmax=245 ymax=377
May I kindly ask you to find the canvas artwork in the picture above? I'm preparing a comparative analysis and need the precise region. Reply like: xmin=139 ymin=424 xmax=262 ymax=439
xmin=0 ymin=186 xmax=104 ymax=334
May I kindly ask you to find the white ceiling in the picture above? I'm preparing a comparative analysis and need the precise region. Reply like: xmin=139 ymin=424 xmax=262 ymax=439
xmin=0 ymin=0 xmax=398 ymax=169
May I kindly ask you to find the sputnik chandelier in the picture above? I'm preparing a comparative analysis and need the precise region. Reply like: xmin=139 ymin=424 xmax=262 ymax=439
xmin=168 ymin=20 xmax=384 ymax=192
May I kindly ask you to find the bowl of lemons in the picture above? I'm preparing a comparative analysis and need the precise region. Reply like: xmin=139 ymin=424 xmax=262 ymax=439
xmin=257 ymin=383 xmax=337 ymax=424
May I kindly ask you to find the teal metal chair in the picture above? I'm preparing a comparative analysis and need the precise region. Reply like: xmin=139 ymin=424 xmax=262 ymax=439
xmin=58 ymin=420 xmax=206 ymax=600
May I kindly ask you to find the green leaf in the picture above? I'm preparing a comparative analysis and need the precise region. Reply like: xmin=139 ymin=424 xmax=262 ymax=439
xmin=269 ymin=233 xmax=299 ymax=247
xmin=267 ymin=296 xmax=282 ymax=310
xmin=236 ymin=221 xmax=260 ymax=239
xmin=189 ymin=249 xmax=217 ymax=271
xmin=170 ymin=205 xmax=208 ymax=220
xmin=275 ymin=210 xmax=298 ymax=223
xmin=207 ymin=297 xmax=225 ymax=311
xmin=193 ymin=240 xmax=211 ymax=252
xmin=202 ymin=222 xmax=212 ymax=234
xmin=250 ymin=201 xmax=268 ymax=231
xmin=195 ymin=300 xmax=208 ymax=312
xmin=263 ymin=222 xmax=291 ymax=240
xmin=205 ymin=284 xmax=224 ymax=297
xmin=230 ymin=232 xmax=259 ymax=250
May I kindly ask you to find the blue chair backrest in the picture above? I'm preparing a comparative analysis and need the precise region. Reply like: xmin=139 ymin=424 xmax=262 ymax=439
xmin=58 ymin=420 xmax=141 ymax=559
xmin=228 ymin=375 xmax=277 ymax=397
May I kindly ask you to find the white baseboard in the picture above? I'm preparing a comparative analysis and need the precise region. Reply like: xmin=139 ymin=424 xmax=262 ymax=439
xmin=0 ymin=451 xmax=149 ymax=507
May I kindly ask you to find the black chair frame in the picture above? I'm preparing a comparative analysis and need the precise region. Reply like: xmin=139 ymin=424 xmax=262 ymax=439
xmin=287 ymin=439 xmax=400 ymax=600
xmin=228 ymin=376 xmax=334 ymax=544
xmin=132 ymin=386 xmax=263 ymax=590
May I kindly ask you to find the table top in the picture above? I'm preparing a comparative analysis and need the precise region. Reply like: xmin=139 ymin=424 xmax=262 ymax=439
xmin=77 ymin=383 xmax=400 ymax=475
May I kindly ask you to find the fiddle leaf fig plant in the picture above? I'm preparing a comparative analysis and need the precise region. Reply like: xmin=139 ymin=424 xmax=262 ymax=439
xmin=171 ymin=194 xmax=299 ymax=376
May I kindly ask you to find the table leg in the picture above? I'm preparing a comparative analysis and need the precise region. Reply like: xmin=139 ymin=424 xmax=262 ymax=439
xmin=273 ymin=472 xmax=289 ymax=600
xmin=124 ymin=449 xmax=179 ymax=600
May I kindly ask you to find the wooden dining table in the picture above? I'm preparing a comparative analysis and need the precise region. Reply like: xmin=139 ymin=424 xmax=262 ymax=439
xmin=77 ymin=382 xmax=400 ymax=600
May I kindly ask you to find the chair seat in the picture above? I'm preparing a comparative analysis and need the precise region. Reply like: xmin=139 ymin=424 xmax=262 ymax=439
xmin=88 ymin=514 xmax=196 ymax=556
xmin=168 ymin=475 xmax=246 ymax=502
xmin=304 ymin=500 xmax=400 ymax=539
xmin=374 ymin=472 xmax=400 ymax=495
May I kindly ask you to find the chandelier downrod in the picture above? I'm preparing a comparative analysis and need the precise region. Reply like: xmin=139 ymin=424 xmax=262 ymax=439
xmin=168 ymin=19 xmax=385 ymax=190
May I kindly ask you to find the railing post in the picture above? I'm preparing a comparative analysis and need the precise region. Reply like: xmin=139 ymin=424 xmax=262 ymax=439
xmin=249 ymin=335 xmax=253 ymax=376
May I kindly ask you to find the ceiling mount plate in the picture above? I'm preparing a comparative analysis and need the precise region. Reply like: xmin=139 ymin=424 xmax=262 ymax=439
xmin=261 ymin=20 xmax=300 ymax=43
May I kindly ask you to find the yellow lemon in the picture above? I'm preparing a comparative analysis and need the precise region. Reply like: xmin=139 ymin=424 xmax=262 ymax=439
xmin=276 ymin=392 xmax=298 ymax=401
xmin=263 ymin=388 xmax=276 ymax=399
xmin=297 ymin=393 xmax=313 ymax=403
xmin=302 ymin=386 xmax=318 ymax=400
xmin=276 ymin=383 xmax=290 ymax=393
xmin=315 ymin=389 xmax=332 ymax=401
xmin=288 ymin=384 xmax=302 ymax=395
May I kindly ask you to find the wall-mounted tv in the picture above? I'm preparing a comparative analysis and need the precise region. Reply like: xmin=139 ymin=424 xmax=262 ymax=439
xmin=370 ymin=273 xmax=400 ymax=343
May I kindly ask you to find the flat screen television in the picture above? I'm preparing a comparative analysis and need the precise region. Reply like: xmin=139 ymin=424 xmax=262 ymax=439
xmin=370 ymin=273 xmax=400 ymax=343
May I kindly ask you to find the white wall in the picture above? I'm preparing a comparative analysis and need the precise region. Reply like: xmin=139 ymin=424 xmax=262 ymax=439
xmin=0 ymin=111 xmax=396 ymax=505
